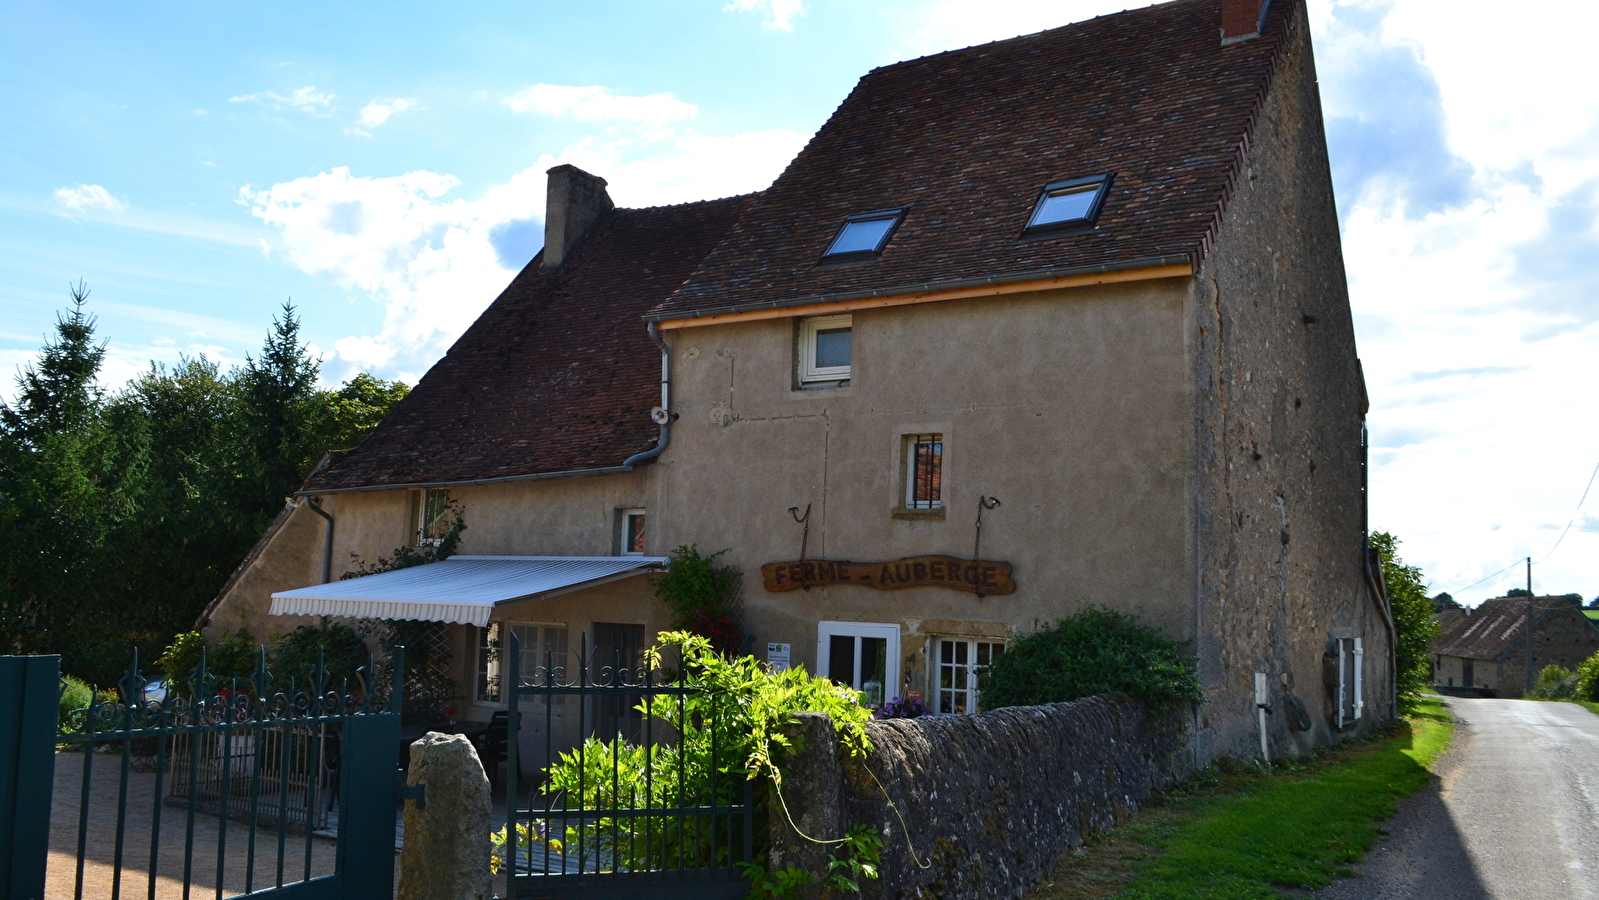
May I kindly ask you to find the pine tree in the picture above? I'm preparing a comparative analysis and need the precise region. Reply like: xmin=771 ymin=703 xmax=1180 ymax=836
xmin=235 ymin=302 xmax=323 ymax=524
xmin=0 ymin=284 xmax=148 ymax=678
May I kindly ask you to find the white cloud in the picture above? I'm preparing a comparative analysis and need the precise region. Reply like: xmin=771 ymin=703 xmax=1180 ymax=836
xmin=54 ymin=184 xmax=127 ymax=214
xmin=359 ymin=98 xmax=418 ymax=128
xmin=503 ymin=84 xmax=697 ymax=124
xmin=229 ymin=86 xmax=336 ymax=116
xmin=724 ymin=0 xmax=806 ymax=31
xmin=1304 ymin=0 xmax=1599 ymax=602
xmin=246 ymin=113 xmax=804 ymax=381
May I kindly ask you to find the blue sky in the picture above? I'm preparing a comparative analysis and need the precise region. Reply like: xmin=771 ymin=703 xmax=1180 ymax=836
xmin=2 ymin=0 xmax=1596 ymax=604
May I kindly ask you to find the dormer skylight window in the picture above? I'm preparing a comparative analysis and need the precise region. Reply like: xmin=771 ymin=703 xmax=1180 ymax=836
xmin=1025 ymin=175 xmax=1112 ymax=233
xmin=822 ymin=209 xmax=905 ymax=260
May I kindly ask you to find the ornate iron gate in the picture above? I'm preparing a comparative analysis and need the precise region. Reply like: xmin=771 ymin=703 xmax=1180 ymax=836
xmin=0 ymin=649 xmax=401 ymax=900
xmin=500 ymin=633 xmax=753 ymax=900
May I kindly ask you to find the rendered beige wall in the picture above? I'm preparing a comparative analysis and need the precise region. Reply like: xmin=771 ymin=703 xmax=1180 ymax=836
xmin=201 ymin=469 xmax=666 ymax=644
xmin=653 ymin=277 xmax=1194 ymax=701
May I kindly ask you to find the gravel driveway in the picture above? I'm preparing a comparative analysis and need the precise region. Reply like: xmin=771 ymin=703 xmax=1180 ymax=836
xmin=1313 ymin=697 xmax=1599 ymax=900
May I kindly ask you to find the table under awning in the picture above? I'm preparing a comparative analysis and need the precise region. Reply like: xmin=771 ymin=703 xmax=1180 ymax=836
xmin=268 ymin=555 xmax=669 ymax=626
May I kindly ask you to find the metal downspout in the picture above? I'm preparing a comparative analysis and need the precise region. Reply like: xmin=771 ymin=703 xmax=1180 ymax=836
xmin=623 ymin=321 xmax=675 ymax=468
xmin=307 ymin=496 xmax=334 ymax=584
xmin=1365 ymin=545 xmax=1397 ymax=716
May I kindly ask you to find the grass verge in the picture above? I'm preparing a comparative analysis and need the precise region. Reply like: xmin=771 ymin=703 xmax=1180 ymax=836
xmin=1028 ymin=698 xmax=1454 ymax=900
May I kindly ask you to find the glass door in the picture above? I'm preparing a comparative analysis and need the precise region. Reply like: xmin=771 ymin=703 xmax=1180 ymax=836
xmin=816 ymin=622 xmax=900 ymax=710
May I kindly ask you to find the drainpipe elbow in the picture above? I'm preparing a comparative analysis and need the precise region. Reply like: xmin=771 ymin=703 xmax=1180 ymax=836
xmin=624 ymin=321 xmax=675 ymax=469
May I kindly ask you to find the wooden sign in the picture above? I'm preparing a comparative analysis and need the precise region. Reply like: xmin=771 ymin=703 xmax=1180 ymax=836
xmin=761 ymin=556 xmax=1015 ymax=595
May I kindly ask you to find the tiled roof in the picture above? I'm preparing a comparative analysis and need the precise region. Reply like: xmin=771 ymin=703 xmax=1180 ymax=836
xmin=649 ymin=0 xmax=1294 ymax=321
xmin=305 ymin=195 xmax=754 ymax=491
xmin=1432 ymin=597 xmax=1593 ymax=662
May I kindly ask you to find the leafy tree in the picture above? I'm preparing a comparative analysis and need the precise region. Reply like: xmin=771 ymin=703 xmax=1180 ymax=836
xmin=0 ymin=284 xmax=148 ymax=681
xmin=1368 ymin=531 xmax=1439 ymax=710
xmin=1507 ymin=588 xmax=1532 ymax=598
xmin=1432 ymin=592 xmax=1462 ymax=613
xmin=0 ymin=286 xmax=410 ymax=685
xmin=979 ymin=607 xmax=1202 ymax=712
xmin=320 ymin=373 xmax=409 ymax=453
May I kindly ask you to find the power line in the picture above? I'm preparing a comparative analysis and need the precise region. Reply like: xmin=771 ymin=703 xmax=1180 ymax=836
xmin=1535 ymin=455 xmax=1599 ymax=565
xmin=1443 ymin=558 xmax=1526 ymax=596
xmin=1440 ymin=453 xmax=1599 ymax=596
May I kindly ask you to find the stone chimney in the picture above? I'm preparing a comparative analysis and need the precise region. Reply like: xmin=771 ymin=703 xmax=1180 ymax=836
xmin=1220 ymin=0 xmax=1269 ymax=45
xmin=542 ymin=164 xmax=614 ymax=269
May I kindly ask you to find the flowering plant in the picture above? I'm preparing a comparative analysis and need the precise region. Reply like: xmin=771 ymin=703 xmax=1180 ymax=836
xmin=874 ymin=696 xmax=931 ymax=719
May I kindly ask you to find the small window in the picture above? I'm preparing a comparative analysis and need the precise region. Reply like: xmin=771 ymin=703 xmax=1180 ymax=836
xmin=620 ymin=509 xmax=646 ymax=556
xmin=935 ymin=638 xmax=1005 ymax=714
xmin=903 ymin=434 xmax=943 ymax=509
xmin=798 ymin=314 xmax=852 ymax=385
xmin=1025 ymin=174 xmax=1112 ymax=233
xmin=417 ymin=487 xmax=451 ymax=546
xmin=822 ymin=209 xmax=905 ymax=260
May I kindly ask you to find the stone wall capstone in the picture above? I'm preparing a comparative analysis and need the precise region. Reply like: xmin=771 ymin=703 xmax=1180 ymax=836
xmin=779 ymin=696 xmax=1185 ymax=900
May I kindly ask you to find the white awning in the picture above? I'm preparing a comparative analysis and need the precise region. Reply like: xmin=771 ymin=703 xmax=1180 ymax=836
xmin=268 ymin=555 xmax=668 ymax=626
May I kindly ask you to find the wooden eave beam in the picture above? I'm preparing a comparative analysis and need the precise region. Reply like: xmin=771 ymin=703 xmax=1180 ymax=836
xmin=653 ymin=261 xmax=1193 ymax=331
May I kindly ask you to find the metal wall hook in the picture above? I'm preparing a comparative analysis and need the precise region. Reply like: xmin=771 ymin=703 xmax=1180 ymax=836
xmin=974 ymin=496 xmax=1001 ymax=599
xmin=789 ymin=503 xmax=812 ymax=589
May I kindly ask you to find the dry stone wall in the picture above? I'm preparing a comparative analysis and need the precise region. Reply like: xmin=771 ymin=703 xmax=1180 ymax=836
xmin=777 ymin=697 xmax=1185 ymax=900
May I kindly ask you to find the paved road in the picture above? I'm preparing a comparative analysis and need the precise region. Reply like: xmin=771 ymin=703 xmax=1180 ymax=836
xmin=1314 ymin=698 xmax=1599 ymax=900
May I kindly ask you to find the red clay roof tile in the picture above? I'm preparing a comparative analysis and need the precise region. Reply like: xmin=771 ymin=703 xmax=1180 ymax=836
xmin=305 ymin=195 xmax=754 ymax=491
xmin=650 ymin=0 xmax=1293 ymax=321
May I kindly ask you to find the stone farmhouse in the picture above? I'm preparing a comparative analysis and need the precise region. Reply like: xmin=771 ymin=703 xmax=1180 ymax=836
xmin=1432 ymin=596 xmax=1599 ymax=697
xmin=201 ymin=0 xmax=1393 ymax=769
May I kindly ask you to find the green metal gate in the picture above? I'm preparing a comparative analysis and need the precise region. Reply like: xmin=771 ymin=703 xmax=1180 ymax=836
xmin=499 ymin=633 xmax=753 ymax=900
xmin=0 ymin=649 xmax=402 ymax=900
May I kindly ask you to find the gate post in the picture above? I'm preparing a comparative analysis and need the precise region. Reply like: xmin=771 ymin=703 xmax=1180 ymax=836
xmin=339 ymin=712 xmax=401 ymax=900
xmin=0 ymin=655 xmax=60 ymax=900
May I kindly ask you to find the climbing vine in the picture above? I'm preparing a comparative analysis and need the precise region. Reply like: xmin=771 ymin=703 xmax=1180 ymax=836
xmin=653 ymin=545 xmax=745 ymax=656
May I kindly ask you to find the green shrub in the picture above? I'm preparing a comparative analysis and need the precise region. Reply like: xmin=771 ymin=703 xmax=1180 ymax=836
xmin=1530 ymin=665 xmax=1578 ymax=700
xmin=979 ymin=607 xmax=1202 ymax=712
xmin=154 ymin=629 xmax=258 ymax=692
xmin=59 ymin=675 xmax=93 ymax=730
xmin=269 ymin=623 xmax=369 ymax=693
xmin=1575 ymin=652 xmax=1599 ymax=701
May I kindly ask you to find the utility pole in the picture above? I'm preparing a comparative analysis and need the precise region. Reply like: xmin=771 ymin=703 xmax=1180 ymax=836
xmin=1526 ymin=556 xmax=1535 ymax=695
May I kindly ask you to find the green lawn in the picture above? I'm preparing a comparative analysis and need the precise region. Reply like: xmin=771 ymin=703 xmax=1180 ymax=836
xmin=1030 ymin=699 xmax=1454 ymax=900
xmin=1583 ymin=610 xmax=1599 ymax=622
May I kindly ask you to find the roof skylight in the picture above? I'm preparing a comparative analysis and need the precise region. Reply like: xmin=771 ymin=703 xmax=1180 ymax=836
xmin=1026 ymin=175 xmax=1112 ymax=233
xmin=823 ymin=209 xmax=905 ymax=259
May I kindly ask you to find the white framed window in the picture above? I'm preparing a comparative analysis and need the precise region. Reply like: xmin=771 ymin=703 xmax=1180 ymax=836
xmin=475 ymin=621 xmax=570 ymax=704
xmin=619 ymin=508 xmax=646 ymax=555
xmin=934 ymin=638 xmax=1004 ymax=715
xmin=798 ymin=314 xmax=852 ymax=385
xmin=902 ymin=433 xmax=943 ymax=510
xmin=416 ymin=487 xmax=451 ymax=546
xmin=817 ymin=621 xmax=899 ymax=710
xmin=1334 ymin=637 xmax=1363 ymax=728
xmin=1353 ymin=637 xmax=1365 ymax=720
